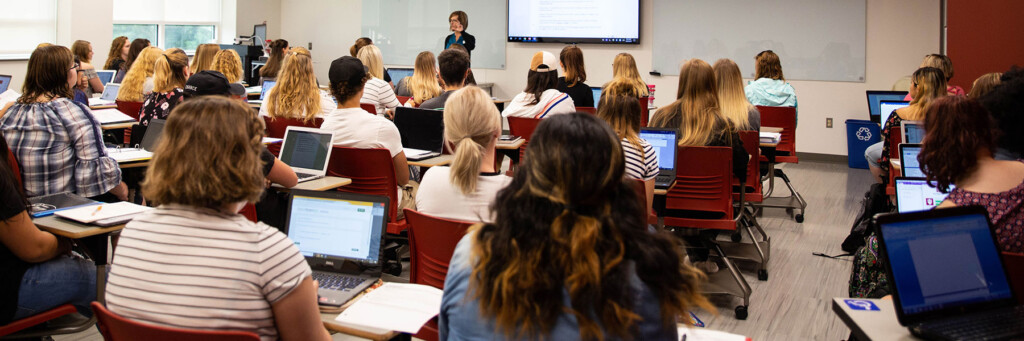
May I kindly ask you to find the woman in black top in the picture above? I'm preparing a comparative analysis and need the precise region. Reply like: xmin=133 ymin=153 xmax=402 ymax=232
xmin=556 ymin=45 xmax=594 ymax=107
xmin=445 ymin=11 xmax=475 ymax=57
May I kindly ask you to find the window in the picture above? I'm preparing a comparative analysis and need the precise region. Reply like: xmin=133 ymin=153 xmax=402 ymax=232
xmin=0 ymin=0 xmax=57 ymax=59
xmin=112 ymin=0 xmax=221 ymax=52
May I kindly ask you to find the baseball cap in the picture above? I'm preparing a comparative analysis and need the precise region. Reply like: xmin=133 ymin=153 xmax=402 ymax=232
xmin=329 ymin=56 xmax=367 ymax=86
xmin=530 ymin=51 xmax=558 ymax=73
xmin=184 ymin=70 xmax=231 ymax=97
xmin=228 ymin=83 xmax=246 ymax=97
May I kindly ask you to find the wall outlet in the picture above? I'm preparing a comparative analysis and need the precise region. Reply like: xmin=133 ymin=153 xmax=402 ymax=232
xmin=308 ymin=42 xmax=313 ymax=50
xmin=826 ymin=117 xmax=833 ymax=128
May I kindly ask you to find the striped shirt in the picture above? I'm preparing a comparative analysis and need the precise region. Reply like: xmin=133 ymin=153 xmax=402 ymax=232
xmin=360 ymin=77 xmax=401 ymax=116
xmin=622 ymin=138 xmax=659 ymax=181
xmin=106 ymin=205 xmax=311 ymax=341
xmin=501 ymin=89 xmax=576 ymax=119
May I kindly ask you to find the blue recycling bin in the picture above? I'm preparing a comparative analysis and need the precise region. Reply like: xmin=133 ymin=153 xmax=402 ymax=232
xmin=846 ymin=119 xmax=880 ymax=169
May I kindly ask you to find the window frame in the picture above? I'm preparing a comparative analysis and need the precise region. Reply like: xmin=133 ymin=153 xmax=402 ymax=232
xmin=113 ymin=20 xmax=219 ymax=54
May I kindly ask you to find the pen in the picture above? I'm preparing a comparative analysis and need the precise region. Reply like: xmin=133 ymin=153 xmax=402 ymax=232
xmin=91 ymin=205 xmax=103 ymax=216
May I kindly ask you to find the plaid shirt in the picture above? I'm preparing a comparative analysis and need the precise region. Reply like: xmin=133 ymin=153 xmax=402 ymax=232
xmin=0 ymin=98 xmax=121 ymax=197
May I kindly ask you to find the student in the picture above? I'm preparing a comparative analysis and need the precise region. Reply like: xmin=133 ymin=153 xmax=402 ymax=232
xmin=138 ymin=48 xmax=190 ymax=130
xmin=103 ymin=36 xmax=128 ymax=71
xmin=447 ymin=44 xmax=477 ymax=85
xmin=0 ymin=45 xmax=126 ymax=200
xmin=445 ymin=11 xmax=475 ymax=56
xmin=968 ymin=72 xmax=1002 ymax=99
xmin=349 ymin=37 xmax=392 ymax=84
xmin=71 ymin=40 xmax=104 ymax=96
xmin=596 ymin=93 xmax=658 ymax=212
xmin=72 ymin=57 xmax=90 ymax=107
xmin=603 ymin=53 xmax=649 ymax=98
xmin=417 ymin=86 xmax=510 ymax=223
xmin=419 ymin=48 xmax=471 ymax=110
xmin=502 ymin=51 xmax=575 ymax=119
xmin=259 ymin=48 xmax=334 ymax=122
xmin=190 ymin=44 xmax=220 ymax=74
xmin=356 ymin=45 xmax=401 ymax=116
xmin=556 ymin=45 xmax=593 ymax=107
xmin=259 ymin=39 xmax=289 ymax=83
xmin=113 ymin=38 xmax=150 ymax=83
xmin=321 ymin=56 xmax=415 ymax=218
xmin=0 ymin=131 xmax=96 ymax=325
xmin=982 ymin=68 xmax=1024 ymax=161
xmin=395 ymin=51 xmax=442 ymax=106
xmin=439 ymin=113 xmax=710 ymax=340
xmin=868 ymin=67 xmax=946 ymax=183
xmin=105 ymin=97 xmax=326 ymax=341
xmin=919 ymin=96 xmax=1024 ymax=252
xmin=714 ymin=58 xmax=760 ymax=131
xmin=744 ymin=50 xmax=798 ymax=123
xmin=212 ymin=49 xmax=244 ymax=84
xmin=116 ymin=46 xmax=163 ymax=102
xmin=911 ymin=54 xmax=966 ymax=98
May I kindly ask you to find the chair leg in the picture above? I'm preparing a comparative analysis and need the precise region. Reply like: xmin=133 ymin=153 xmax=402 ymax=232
xmin=709 ymin=242 xmax=752 ymax=319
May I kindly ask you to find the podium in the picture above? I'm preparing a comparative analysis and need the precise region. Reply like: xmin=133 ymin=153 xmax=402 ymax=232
xmin=219 ymin=44 xmax=264 ymax=85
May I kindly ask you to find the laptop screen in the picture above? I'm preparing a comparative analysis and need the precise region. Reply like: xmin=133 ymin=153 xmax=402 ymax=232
xmin=592 ymin=87 xmax=602 ymax=108
xmin=880 ymin=211 xmax=1013 ymax=316
xmin=287 ymin=192 xmax=387 ymax=264
xmin=639 ymin=129 xmax=678 ymax=171
xmin=387 ymin=68 xmax=414 ymax=83
xmin=867 ymin=91 xmax=908 ymax=123
xmin=0 ymin=75 xmax=10 ymax=93
xmin=100 ymin=84 xmax=120 ymax=101
xmin=279 ymin=128 xmax=332 ymax=172
xmin=260 ymin=80 xmax=276 ymax=100
xmin=393 ymin=107 xmax=444 ymax=152
xmin=900 ymin=145 xmax=923 ymax=177
xmin=95 ymin=70 xmax=115 ymax=86
xmin=880 ymin=100 xmax=910 ymax=124
xmin=894 ymin=178 xmax=952 ymax=213
xmin=904 ymin=122 xmax=925 ymax=144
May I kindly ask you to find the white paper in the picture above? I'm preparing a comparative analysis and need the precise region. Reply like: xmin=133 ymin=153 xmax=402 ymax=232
xmin=262 ymin=137 xmax=283 ymax=145
xmin=334 ymin=282 xmax=444 ymax=334
xmin=759 ymin=132 xmax=782 ymax=143
xmin=678 ymin=326 xmax=750 ymax=341
xmin=108 ymin=148 xmax=153 ymax=163
xmin=0 ymin=89 xmax=19 ymax=109
xmin=55 ymin=201 xmax=152 ymax=224
xmin=91 ymin=108 xmax=136 ymax=124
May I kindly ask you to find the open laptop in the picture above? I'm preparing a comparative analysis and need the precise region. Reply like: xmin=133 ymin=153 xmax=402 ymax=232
xmin=140 ymin=119 xmax=166 ymax=151
xmin=278 ymin=127 xmax=335 ymax=183
xmin=95 ymin=70 xmax=115 ymax=86
xmin=893 ymin=177 xmax=953 ymax=213
xmin=591 ymin=87 xmax=603 ymax=108
xmin=866 ymin=90 xmax=909 ymax=124
xmin=899 ymin=144 xmax=923 ymax=177
xmin=875 ymin=206 xmax=1023 ymax=340
xmin=393 ymin=107 xmax=444 ymax=161
xmin=901 ymin=120 xmax=924 ymax=144
xmin=639 ymin=127 xmax=679 ymax=189
xmin=386 ymin=68 xmax=414 ymax=83
xmin=0 ymin=74 xmax=11 ymax=93
xmin=250 ymin=79 xmax=276 ymax=104
xmin=88 ymin=83 xmax=120 ymax=107
xmin=285 ymin=190 xmax=388 ymax=307
xmin=880 ymin=100 xmax=911 ymax=126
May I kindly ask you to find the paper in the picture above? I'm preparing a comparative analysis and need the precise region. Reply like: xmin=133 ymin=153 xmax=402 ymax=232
xmin=108 ymin=148 xmax=153 ymax=163
xmin=262 ymin=137 xmax=283 ymax=144
xmin=55 ymin=201 xmax=152 ymax=224
xmin=759 ymin=132 xmax=781 ymax=143
xmin=678 ymin=326 xmax=751 ymax=341
xmin=0 ymin=89 xmax=19 ymax=108
xmin=334 ymin=282 xmax=443 ymax=334
xmin=91 ymin=108 xmax=136 ymax=124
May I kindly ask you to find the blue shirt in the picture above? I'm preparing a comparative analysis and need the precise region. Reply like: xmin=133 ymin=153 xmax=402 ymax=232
xmin=745 ymin=78 xmax=798 ymax=124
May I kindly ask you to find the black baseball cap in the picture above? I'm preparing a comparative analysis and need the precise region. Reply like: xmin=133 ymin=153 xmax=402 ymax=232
xmin=184 ymin=70 xmax=232 ymax=97
xmin=329 ymin=56 xmax=367 ymax=87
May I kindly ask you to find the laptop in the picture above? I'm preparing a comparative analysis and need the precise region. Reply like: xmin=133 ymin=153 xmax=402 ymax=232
xmin=866 ymin=90 xmax=909 ymax=124
xmin=88 ymin=83 xmax=120 ymax=107
xmin=880 ymin=100 xmax=911 ymax=126
xmin=899 ymin=144 xmax=923 ymax=177
xmin=0 ymin=74 xmax=11 ymax=93
xmin=285 ymin=189 xmax=388 ymax=307
xmin=875 ymin=206 xmax=1023 ymax=340
xmin=140 ymin=119 xmax=166 ymax=151
xmin=250 ymin=79 xmax=276 ymax=104
xmin=893 ymin=177 xmax=953 ymax=213
xmin=386 ymin=68 xmax=414 ymax=83
xmin=901 ymin=120 xmax=924 ymax=144
xmin=94 ymin=70 xmax=115 ymax=86
xmin=639 ymin=127 xmax=679 ymax=189
xmin=591 ymin=87 xmax=603 ymax=108
xmin=393 ymin=107 xmax=444 ymax=161
xmin=278 ymin=127 xmax=335 ymax=183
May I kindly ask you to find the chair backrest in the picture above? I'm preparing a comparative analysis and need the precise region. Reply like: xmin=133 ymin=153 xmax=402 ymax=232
xmin=359 ymin=103 xmax=377 ymax=115
xmin=91 ymin=302 xmax=260 ymax=341
xmin=638 ymin=96 xmax=650 ymax=127
xmin=396 ymin=96 xmax=412 ymax=106
xmin=115 ymin=100 xmax=144 ymax=120
xmin=757 ymin=106 xmax=796 ymax=156
xmin=239 ymin=203 xmax=258 ymax=223
xmin=326 ymin=146 xmax=400 ymax=221
xmin=736 ymin=130 xmax=761 ymax=191
xmin=404 ymin=209 xmax=473 ymax=289
xmin=665 ymin=146 xmax=733 ymax=218
xmin=261 ymin=116 xmax=324 ymax=156
xmin=887 ymin=127 xmax=903 ymax=160
xmin=1002 ymin=252 xmax=1024 ymax=304
xmin=575 ymin=107 xmax=596 ymax=114
xmin=507 ymin=116 xmax=542 ymax=163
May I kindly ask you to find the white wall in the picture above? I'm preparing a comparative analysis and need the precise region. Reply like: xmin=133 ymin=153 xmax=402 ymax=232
xmin=279 ymin=0 xmax=361 ymax=84
xmin=235 ymin=0 xmax=281 ymax=43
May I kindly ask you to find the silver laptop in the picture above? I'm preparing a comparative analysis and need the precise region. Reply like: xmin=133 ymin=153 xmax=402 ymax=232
xmin=893 ymin=177 xmax=953 ymax=213
xmin=880 ymin=100 xmax=910 ymax=126
xmin=901 ymin=120 xmax=924 ymax=144
xmin=88 ymin=83 xmax=120 ymax=106
xmin=278 ymin=127 xmax=335 ymax=183
xmin=249 ymin=79 xmax=276 ymax=105
xmin=285 ymin=190 xmax=388 ymax=307
xmin=899 ymin=143 xmax=923 ymax=178
xmin=95 ymin=70 xmax=116 ymax=86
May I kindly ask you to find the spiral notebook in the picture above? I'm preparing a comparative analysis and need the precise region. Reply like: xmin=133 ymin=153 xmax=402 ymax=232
xmin=55 ymin=202 xmax=152 ymax=226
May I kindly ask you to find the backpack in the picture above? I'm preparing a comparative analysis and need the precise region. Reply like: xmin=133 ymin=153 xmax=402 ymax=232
xmin=849 ymin=233 xmax=891 ymax=298
xmin=842 ymin=183 xmax=890 ymax=253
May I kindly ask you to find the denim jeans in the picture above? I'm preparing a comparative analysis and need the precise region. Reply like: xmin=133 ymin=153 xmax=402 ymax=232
xmin=864 ymin=141 xmax=884 ymax=168
xmin=13 ymin=255 xmax=96 ymax=319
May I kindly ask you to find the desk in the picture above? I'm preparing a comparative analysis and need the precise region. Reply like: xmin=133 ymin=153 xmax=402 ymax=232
xmin=832 ymin=298 xmax=918 ymax=341
xmin=34 ymin=216 xmax=126 ymax=304
xmin=493 ymin=99 xmax=510 ymax=112
xmin=891 ymin=159 xmax=902 ymax=172
xmin=90 ymin=104 xmax=116 ymax=110
xmin=101 ymin=122 xmax=135 ymax=130
xmin=409 ymin=155 xmax=453 ymax=168
xmin=118 ymin=160 xmax=149 ymax=169
xmin=321 ymin=316 xmax=398 ymax=341
xmin=653 ymin=181 xmax=674 ymax=196
xmin=496 ymin=139 xmax=525 ymax=150
xmin=272 ymin=176 xmax=351 ymax=191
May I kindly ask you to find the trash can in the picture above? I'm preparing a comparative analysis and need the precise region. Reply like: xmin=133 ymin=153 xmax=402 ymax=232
xmin=846 ymin=119 xmax=880 ymax=169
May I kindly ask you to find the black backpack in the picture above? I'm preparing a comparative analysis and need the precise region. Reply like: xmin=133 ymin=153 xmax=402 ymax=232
xmin=842 ymin=183 xmax=891 ymax=253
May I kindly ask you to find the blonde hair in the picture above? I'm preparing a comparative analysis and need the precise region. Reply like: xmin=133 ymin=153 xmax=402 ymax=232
xmin=713 ymin=59 xmax=755 ymax=130
xmin=920 ymin=54 xmax=954 ymax=81
xmin=104 ymin=36 xmax=128 ymax=70
xmin=117 ymin=46 xmax=163 ymax=102
xmin=265 ymin=49 xmax=321 ymax=123
xmin=650 ymin=59 xmax=723 ymax=147
xmin=212 ymin=49 xmax=243 ymax=83
xmin=968 ymin=72 xmax=1002 ymax=99
xmin=190 ymin=44 xmax=220 ymax=73
xmin=357 ymin=45 xmax=384 ymax=80
xmin=605 ymin=53 xmax=648 ymax=98
xmin=408 ymin=51 xmax=442 ymax=105
xmin=903 ymin=67 xmax=947 ymax=121
xmin=443 ymin=86 xmax=500 ymax=195
xmin=152 ymin=48 xmax=189 ymax=93
xmin=71 ymin=40 xmax=92 ymax=64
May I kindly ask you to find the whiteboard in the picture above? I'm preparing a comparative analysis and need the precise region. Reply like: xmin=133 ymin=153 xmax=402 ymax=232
xmin=652 ymin=0 xmax=865 ymax=82
xmin=361 ymin=0 xmax=506 ymax=69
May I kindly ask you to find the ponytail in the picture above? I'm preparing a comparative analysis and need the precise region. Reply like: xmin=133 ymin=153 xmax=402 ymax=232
xmin=450 ymin=137 xmax=485 ymax=194
xmin=153 ymin=48 xmax=189 ymax=93
xmin=442 ymin=86 xmax=501 ymax=194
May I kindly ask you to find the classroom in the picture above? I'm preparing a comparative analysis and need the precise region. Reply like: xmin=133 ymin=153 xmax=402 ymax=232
xmin=0 ymin=0 xmax=1022 ymax=340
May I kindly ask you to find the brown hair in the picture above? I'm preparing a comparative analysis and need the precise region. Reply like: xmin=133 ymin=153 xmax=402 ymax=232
xmin=141 ymin=97 xmax=266 ymax=208
xmin=190 ymin=44 xmax=220 ymax=73
xmin=560 ymin=45 xmax=586 ymax=87
xmin=123 ymin=38 xmax=151 ymax=71
xmin=650 ymin=59 xmax=723 ymax=146
xmin=259 ymin=39 xmax=289 ymax=78
xmin=596 ymin=94 xmax=643 ymax=153
xmin=350 ymin=37 xmax=372 ymax=57
xmin=153 ymin=48 xmax=189 ymax=93
xmin=968 ymin=72 xmax=1002 ymax=99
xmin=449 ymin=10 xmax=469 ymax=30
xmin=920 ymin=54 xmax=954 ymax=81
xmin=755 ymin=50 xmax=784 ymax=81
xmin=103 ymin=36 xmax=128 ymax=70
xmin=71 ymin=40 xmax=92 ymax=64
xmin=212 ymin=49 xmax=243 ymax=83
xmin=18 ymin=45 xmax=75 ymax=104
xmin=918 ymin=96 xmax=996 ymax=193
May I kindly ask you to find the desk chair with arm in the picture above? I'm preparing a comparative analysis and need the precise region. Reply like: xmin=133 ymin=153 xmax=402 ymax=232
xmin=754 ymin=106 xmax=807 ymax=222
xmin=91 ymin=302 xmax=259 ymax=341
xmin=404 ymin=209 xmax=474 ymax=341
xmin=261 ymin=116 xmax=324 ymax=156
xmin=506 ymin=117 xmax=541 ymax=170
xmin=359 ymin=103 xmax=377 ymax=115
xmin=725 ymin=130 xmax=770 ymax=280
xmin=575 ymin=107 xmax=596 ymax=114
xmin=884 ymin=128 xmax=903 ymax=196
xmin=115 ymin=100 xmax=144 ymax=146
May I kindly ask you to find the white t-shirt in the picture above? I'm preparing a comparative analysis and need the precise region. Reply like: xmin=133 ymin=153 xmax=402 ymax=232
xmin=501 ymin=89 xmax=576 ymax=119
xmin=360 ymin=77 xmax=401 ymax=116
xmin=416 ymin=167 xmax=511 ymax=223
xmin=258 ymin=88 xmax=335 ymax=118
xmin=321 ymin=106 xmax=406 ymax=204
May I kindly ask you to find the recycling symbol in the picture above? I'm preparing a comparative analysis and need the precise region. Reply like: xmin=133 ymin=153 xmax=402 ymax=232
xmin=856 ymin=127 xmax=872 ymax=141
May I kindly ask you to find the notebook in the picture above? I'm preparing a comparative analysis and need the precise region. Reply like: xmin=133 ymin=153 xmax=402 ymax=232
xmin=866 ymin=90 xmax=909 ymax=124
xmin=899 ymin=144 xmax=923 ymax=178
xmin=880 ymin=100 xmax=910 ymax=125
xmin=901 ymin=120 xmax=924 ymax=144
xmin=893 ymin=177 xmax=953 ymax=213
xmin=285 ymin=190 xmax=389 ymax=307
xmin=109 ymin=119 xmax=164 ymax=163
xmin=0 ymin=74 xmax=11 ymax=93
xmin=278 ymin=126 xmax=334 ymax=183
xmin=55 ymin=201 xmax=152 ymax=226
xmin=88 ymin=83 xmax=120 ymax=107
xmin=874 ymin=206 xmax=1023 ymax=340
xmin=95 ymin=70 xmax=115 ymax=86
xmin=639 ymin=128 xmax=679 ymax=189
xmin=29 ymin=192 xmax=99 ymax=218
xmin=393 ymin=107 xmax=444 ymax=161
xmin=90 ymin=108 xmax=135 ymax=125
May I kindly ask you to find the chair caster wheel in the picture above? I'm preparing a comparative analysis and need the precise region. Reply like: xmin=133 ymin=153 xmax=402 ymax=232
xmin=735 ymin=306 xmax=748 ymax=320
xmin=730 ymin=231 xmax=742 ymax=242
xmin=758 ymin=269 xmax=768 ymax=281
xmin=795 ymin=214 xmax=804 ymax=223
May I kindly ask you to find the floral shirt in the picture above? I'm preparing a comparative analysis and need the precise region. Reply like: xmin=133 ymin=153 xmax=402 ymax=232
xmin=948 ymin=171 xmax=1024 ymax=253
xmin=139 ymin=88 xmax=185 ymax=127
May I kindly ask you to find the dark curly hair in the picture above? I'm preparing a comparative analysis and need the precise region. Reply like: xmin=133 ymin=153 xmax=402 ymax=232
xmin=980 ymin=66 xmax=1024 ymax=157
xmin=329 ymin=74 xmax=369 ymax=105
xmin=919 ymin=96 xmax=997 ymax=193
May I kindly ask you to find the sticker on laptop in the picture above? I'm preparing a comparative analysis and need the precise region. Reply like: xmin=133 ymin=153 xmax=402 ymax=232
xmin=844 ymin=299 xmax=880 ymax=311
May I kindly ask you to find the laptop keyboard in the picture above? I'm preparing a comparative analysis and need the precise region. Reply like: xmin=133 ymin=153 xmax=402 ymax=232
xmin=917 ymin=306 xmax=1024 ymax=340
xmin=312 ymin=272 xmax=366 ymax=291
xmin=295 ymin=172 xmax=318 ymax=181
xmin=656 ymin=174 xmax=673 ymax=183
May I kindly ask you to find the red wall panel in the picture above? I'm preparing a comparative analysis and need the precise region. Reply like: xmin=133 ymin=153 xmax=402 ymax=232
xmin=946 ymin=0 xmax=1024 ymax=91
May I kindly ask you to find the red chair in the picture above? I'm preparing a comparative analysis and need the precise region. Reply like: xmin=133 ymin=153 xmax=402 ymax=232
xmin=91 ymin=302 xmax=260 ymax=341
xmin=575 ymin=107 xmax=597 ymax=114
xmin=755 ymin=106 xmax=806 ymax=222
xmin=885 ymin=128 xmax=904 ymax=195
xmin=1002 ymin=252 xmax=1024 ymax=305
xmin=115 ymin=100 xmax=144 ymax=145
xmin=638 ymin=96 xmax=650 ymax=127
xmin=0 ymin=304 xmax=94 ymax=338
xmin=728 ymin=131 xmax=771 ymax=280
xmin=405 ymin=209 xmax=473 ymax=341
xmin=261 ymin=116 xmax=324 ymax=156
xmin=359 ymin=103 xmax=377 ymax=115
xmin=506 ymin=117 xmax=542 ymax=168
xmin=326 ymin=147 xmax=407 ymax=235
xmin=631 ymin=179 xmax=658 ymax=225
xmin=396 ymin=96 xmax=412 ymax=106
xmin=239 ymin=203 xmax=258 ymax=223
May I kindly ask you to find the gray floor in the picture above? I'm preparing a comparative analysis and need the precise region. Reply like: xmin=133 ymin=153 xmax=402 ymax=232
xmin=55 ymin=160 xmax=871 ymax=341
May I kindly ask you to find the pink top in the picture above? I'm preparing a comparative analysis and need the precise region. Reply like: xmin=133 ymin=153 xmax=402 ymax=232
xmin=947 ymin=175 xmax=1024 ymax=253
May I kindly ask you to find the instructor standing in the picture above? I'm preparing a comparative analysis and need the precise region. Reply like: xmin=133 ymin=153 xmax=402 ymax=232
xmin=445 ymin=11 xmax=475 ymax=57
